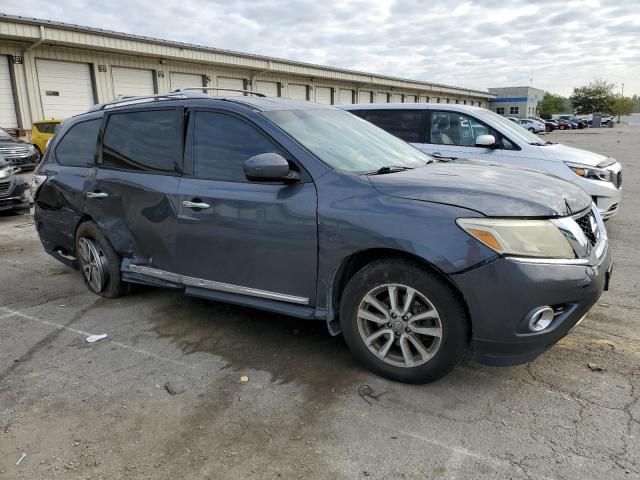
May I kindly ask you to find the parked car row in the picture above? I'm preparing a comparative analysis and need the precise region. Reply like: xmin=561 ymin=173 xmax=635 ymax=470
xmin=30 ymin=92 xmax=616 ymax=384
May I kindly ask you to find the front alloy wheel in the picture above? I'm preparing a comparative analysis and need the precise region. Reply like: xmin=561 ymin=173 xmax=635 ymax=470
xmin=357 ymin=284 xmax=442 ymax=368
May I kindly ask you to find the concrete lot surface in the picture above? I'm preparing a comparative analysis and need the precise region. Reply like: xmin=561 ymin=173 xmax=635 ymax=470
xmin=1 ymin=127 xmax=639 ymax=479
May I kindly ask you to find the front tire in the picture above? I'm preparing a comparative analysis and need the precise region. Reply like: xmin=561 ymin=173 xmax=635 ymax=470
xmin=340 ymin=259 xmax=469 ymax=384
xmin=75 ymin=221 xmax=127 ymax=298
xmin=528 ymin=127 xmax=535 ymax=133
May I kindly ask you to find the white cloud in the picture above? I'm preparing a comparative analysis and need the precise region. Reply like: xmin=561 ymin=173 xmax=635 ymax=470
xmin=3 ymin=0 xmax=639 ymax=96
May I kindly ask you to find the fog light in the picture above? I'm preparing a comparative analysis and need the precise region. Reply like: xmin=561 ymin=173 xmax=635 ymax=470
xmin=527 ymin=306 xmax=554 ymax=332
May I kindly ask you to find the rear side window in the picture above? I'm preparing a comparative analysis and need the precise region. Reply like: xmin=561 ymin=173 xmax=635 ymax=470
xmin=35 ymin=122 xmax=58 ymax=134
xmin=102 ymin=109 xmax=181 ymax=173
xmin=55 ymin=119 xmax=100 ymax=166
xmin=360 ymin=110 xmax=426 ymax=143
xmin=192 ymin=111 xmax=286 ymax=182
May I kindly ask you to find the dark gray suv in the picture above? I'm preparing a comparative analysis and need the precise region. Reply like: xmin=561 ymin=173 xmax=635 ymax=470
xmin=32 ymin=92 xmax=613 ymax=383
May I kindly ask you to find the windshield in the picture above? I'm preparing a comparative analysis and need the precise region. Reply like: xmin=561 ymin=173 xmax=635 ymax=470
xmin=263 ymin=109 xmax=433 ymax=173
xmin=477 ymin=109 xmax=547 ymax=145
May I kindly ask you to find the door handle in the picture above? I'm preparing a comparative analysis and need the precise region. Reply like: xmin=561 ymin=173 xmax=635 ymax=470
xmin=183 ymin=200 xmax=210 ymax=209
xmin=86 ymin=191 xmax=109 ymax=199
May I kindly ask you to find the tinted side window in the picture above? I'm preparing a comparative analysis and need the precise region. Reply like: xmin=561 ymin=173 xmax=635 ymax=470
xmin=430 ymin=112 xmax=496 ymax=147
xmin=102 ymin=109 xmax=180 ymax=173
xmin=193 ymin=111 xmax=286 ymax=182
xmin=35 ymin=123 xmax=58 ymax=134
xmin=55 ymin=119 xmax=100 ymax=166
xmin=362 ymin=110 xmax=426 ymax=143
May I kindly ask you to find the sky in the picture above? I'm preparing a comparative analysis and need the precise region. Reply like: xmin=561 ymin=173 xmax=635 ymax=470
xmin=3 ymin=0 xmax=640 ymax=96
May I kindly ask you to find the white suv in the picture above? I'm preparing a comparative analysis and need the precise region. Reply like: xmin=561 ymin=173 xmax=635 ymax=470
xmin=341 ymin=104 xmax=622 ymax=219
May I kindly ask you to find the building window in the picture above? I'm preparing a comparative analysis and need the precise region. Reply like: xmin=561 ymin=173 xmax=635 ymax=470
xmin=510 ymin=106 xmax=519 ymax=115
xmin=496 ymin=107 xmax=505 ymax=115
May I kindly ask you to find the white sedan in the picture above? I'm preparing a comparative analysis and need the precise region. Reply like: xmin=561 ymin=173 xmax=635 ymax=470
xmin=516 ymin=118 xmax=545 ymax=133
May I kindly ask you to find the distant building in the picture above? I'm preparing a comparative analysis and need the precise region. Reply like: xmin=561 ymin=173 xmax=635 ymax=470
xmin=488 ymin=86 xmax=545 ymax=118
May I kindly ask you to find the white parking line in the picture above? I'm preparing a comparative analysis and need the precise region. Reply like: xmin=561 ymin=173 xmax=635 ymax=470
xmin=0 ymin=306 xmax=224 ymax=370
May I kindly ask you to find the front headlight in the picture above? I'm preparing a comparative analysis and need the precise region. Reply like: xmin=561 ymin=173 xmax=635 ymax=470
xmin=0 ymin=165 xmax=14 ymax=179
xmin=27 ymin=144 xmax=37 ymax=155
xmin=456 ymin=218 xmax=575 ymax=259
xmin=565 ymin=162 xmax=613 ymax=182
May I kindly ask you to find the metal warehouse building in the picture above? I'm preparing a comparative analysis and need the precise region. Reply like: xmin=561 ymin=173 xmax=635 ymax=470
xmin=0 ymin=14 xmax=494 ymax=133
xmin=488 ymin=86 xmax=545 ymax=119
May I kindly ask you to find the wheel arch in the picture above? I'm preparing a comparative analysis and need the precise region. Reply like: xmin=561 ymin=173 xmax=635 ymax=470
xmin=327 ymin=248 xmax=471 ymax=337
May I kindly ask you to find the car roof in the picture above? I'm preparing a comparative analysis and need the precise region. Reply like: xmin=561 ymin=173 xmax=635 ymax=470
xmin=34 ymin=119 xmax=62 ymax=123
xmin=339 ymin=103 xmax=486 ymax=113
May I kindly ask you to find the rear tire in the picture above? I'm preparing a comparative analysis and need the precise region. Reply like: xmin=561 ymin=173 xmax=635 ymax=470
xmin=528 ymin=127 xmax=535 ymax=133
xmin=339 ymin=259 xmax=469 ymax=384
xmin=75 ymin=221 xmax=127 ymax=298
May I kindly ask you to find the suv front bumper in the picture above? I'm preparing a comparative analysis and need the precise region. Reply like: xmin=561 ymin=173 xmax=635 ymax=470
xmin=451 ymin=246 xmax=612 ymax=366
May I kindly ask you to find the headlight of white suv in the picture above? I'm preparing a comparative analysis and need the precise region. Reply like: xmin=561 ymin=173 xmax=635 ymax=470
xmin=456 ymin=218 xmax=575 ymax=259
xmin=0 ymin=165 xmax=14 ymax=179
xmin=565 ymin=161 xmax=613 ymax=182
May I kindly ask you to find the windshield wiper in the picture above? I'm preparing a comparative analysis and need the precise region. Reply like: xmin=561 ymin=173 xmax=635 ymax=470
xmin=528 ymin=142 xmax=545 ymax=146
xmin=368 ymin=166 xmax=414 ymax=175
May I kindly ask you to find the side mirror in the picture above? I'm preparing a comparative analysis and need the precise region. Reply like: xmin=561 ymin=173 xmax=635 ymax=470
xmin=475 ymin=134 xmax=497 ymax=148
xmin=244 ymin=153 xmax=299 ymax=182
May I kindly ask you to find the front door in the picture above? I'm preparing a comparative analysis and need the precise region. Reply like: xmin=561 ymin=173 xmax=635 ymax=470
xmin=422 ymin=110 xmax=503 ymax=161
xmin=176 ymin=110 xmax=318 ymax=305
xmin=84 ymin=107 xmax=184 ymax=272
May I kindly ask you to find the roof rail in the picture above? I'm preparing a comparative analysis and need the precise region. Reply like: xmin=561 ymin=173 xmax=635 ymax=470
xmin=89 ymin=92 xmax=189 ymax=111
xmin=173 ymin=87 xmax=266 ymax=97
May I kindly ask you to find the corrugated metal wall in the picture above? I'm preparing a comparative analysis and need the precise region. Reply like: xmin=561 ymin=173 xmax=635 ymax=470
xmin=0 ymin=25 xmax=491 ymax=131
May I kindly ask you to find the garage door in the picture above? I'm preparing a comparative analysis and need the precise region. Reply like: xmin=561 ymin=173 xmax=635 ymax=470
xmin=419 ymin=95 xmax=428 ymax=103
xmin=357 ymin=91 xmax=372 ymax=104
xmin=405 ymin=95 xmax=416 ymax=103
xmin=376 ymin=92 xmax=388 ymax=103
xmin=112 ymin=67 xmax=155 ymax=98
xmin=288 ymin=84 xmax=308 ymax=100
xmin=170 ymin=72 xmax=204 ymax=92
xmin=315 ymin=87 xmax=332 ymax=105
xmin=0 ymin=56 xmax=17 ymax=128
xmin=218 ymin=77 xmax=245 ymax=96
xmin=391 ymin=93 xmax=403 ymax=103
xmin=36 ymin=59 xmax=95 ymax=119
xmin=256 ymin=81 xmax=279 ymax=97
xmin=339 ymin=89 xmax=353 ymax=104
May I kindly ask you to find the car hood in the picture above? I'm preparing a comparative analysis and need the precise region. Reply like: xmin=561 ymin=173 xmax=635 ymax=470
xmin=539 ymin=143 xmax=610 ymax=167
xmin=369 ymin=162 xmax=592 ymax=217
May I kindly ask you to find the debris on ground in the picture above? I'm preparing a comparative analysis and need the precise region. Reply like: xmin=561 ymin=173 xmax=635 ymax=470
xmin=86 ymin=334 xmax=108 ymax=343
xmin=164 ymin=382 xmax=186 ymax=396
xmin=588 ymin=362 xmax=604 ymax=372
xmin=16 ymin=453 xmax=27 ymax=465
xmin=240 ymin=375 xmax=249 ymax=382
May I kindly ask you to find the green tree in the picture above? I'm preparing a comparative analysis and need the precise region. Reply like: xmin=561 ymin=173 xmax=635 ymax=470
xmin=610 ymin=95 xmax=634 ymax=122
xmin=538 ymin=93 xmax=568 ymax=118
xmin=569 ymin=80 xmax=616 ymax=114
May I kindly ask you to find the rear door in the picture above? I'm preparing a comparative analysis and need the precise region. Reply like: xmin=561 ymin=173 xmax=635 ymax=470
xmin=176 ymin=109 xmax=318 ymax=305
xmin=85 ymin=107 xmax=183 ymax=272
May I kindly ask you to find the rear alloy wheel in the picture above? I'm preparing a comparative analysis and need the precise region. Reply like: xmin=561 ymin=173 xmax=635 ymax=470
xmin=76 ymin=221 xmax=127 ymax=298
xmin=340 ymin=259 xmax=468 ymax=384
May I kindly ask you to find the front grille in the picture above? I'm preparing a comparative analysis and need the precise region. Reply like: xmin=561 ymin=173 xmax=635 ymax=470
xmin=0 ymin=178 xmax=14 ymax=198
xmin=575 ymin=210 xmax=598 ymax=246
xmin=616 ymin=171 xmax=622 ymax=189
xmin=0 ymin=145 xmax=30 ymax=159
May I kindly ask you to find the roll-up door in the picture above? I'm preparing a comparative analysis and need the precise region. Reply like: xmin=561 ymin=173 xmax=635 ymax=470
xmin=36 ymin=59 xmax=95 ymax=119
xmin=256 ymin=81 xmax=279 ymax=97
xmin=405 ymin=95 xmax=416 ymax=103
xmin=218 ymin=77 xmax=245 ymax=95
xmin=376 ymin=92 xmax=388 ymax=103
xmin=357 ymin=91 xmax=372 ymax=104
xmin=339 ymin=89 xmax=353 ymax=104
xmin=315 ymin=86 xmax=332 ymax=104
xmin=288 ymin=84 xmax=308 ymax=100
xmin=170 ymin=72 xmax=204 ymax=92
xmin=419 ymin=95 xmax=428 ymax=103
xmin=112 ymin=67 xmax=155 ymax=97
xmin=391 ymin=93 xmax=403 ymax=103
xmin=0 ymin=56 xmax=17 ymax=128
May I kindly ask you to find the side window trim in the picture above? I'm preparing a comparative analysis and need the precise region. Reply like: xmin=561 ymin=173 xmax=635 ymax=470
xmin=97 ymin=105 xmax=185 ymax=175
xmin=184 ymin=107 xmax=311 ymax=183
